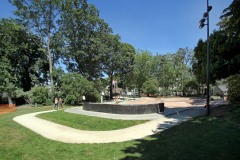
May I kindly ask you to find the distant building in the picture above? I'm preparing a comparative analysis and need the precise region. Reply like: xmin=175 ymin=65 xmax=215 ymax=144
xmin=213 ymin=85 xmax=228 ymax=96
xmin=105 ymin=80 xmax=123 ymax=95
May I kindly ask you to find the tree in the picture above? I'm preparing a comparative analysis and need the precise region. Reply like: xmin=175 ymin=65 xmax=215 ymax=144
xmin=101 ymin=34 xmax=122 ymax=99
xmin=193 ymin=30 xmax=240 ymax=83
xmin=142 ymin=78 xmax=159 ymax=96
xmin=0 ymin=56 xmax=17 ymax=104
xmin=52 ymin=67 xmax=65 ymax=97
xmin=193 ymin=0 xmax=240 ymax=84
xmin=173 ymin=48 xmax=194 ymax=96
xmin=117 ymin=42 xmax=136 ymax=91
xmin=59 ymin=0 xmax=112 ymax=80
xmin=192 ymin=39 xmax=207 ymax=85
xmin=0 ymin=18 xmax=49 ymax=91
xmin=0 ymin=18 xmax=48 ymax=104
xmin=30 ymin=86 xmax=49 ymax=105
xmin=227 ymin=74 xmax=240 ymax=105
xmin=133 ymin=51 xmax=152 ymax=96
xmin=60 ymin=73 xmax=97 ymax=105
xmin=9 ymin=0 xmax=62 ymax=99
xmin=183 ymin=79 xmax=198 ymax=96
xmin=219 ymin=0 xmax=240 ymax=39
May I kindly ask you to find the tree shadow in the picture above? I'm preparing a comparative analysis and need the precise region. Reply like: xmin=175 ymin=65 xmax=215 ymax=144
xmin=119 ymin=114 xmax=240 ymax=160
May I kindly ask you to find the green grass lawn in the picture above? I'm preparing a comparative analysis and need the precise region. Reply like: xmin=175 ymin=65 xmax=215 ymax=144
xmin=37 ymin=110 xmax=148 ymax=131
xmin=0 ymin=106 xmax=240 ymax=160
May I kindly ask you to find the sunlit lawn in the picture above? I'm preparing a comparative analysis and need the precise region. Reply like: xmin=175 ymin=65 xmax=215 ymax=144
xmin=37 ymin=110 xmax=148 ymax=131
xmin=0 ymin=106 xmax=240 ymax=160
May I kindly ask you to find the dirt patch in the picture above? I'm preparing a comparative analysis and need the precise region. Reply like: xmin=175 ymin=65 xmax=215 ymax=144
xmin=0 ymin=104 xmax=16 ymax=114
xmin=124 ymin=97 xmax=194 ymax=108
xmin=126 ymin=97 xmax=162 ymax=104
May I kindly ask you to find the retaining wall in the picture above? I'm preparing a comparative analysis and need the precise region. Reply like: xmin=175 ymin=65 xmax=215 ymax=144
xmin=83 ymin=102 xmax=164 ymax=114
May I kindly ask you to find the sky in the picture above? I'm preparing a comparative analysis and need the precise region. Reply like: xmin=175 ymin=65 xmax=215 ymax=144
xmin=0 ymin=0 xmax=233 ymax=54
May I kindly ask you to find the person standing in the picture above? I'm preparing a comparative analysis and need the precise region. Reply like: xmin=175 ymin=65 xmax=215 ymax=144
xmin=54 ymin=98 xmax=58 ymax=110
xmin=58 ymin=98 xmax=63 ymax=110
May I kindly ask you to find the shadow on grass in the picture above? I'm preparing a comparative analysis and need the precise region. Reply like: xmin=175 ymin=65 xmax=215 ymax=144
xmin=120 ymin=115 xmax=240 ymax=160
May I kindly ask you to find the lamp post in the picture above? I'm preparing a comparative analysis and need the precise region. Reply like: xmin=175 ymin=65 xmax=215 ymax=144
xmin=199 ymin=0 xmax=212 ymax=116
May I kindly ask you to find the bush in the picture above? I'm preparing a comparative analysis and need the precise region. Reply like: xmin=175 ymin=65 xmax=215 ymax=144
xmin=86 ymin=89 xmax=100 ymax=102
xmin=30 ymin=87 xmax=49 ymax=105
xmin=230 ymin=103 xmax=240 ymax=123
xmin=142 ymin=78 xmax=159 ymax=96
xmin=227 ymin=74 xmax=240 ymax=105
xmin=60 ymin=73 xmax=99 ymax=105
xmin=104 ymin=95 xmax=110 ymax=100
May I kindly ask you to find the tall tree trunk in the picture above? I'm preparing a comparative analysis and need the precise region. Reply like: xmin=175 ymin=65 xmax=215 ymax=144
xmin=47 ymin=34 xmax=54 ymax=100
xmin=197 ymin=82 xmax=200 ymax=96
xmin=7 ymin=95 xmax=13 ymax=105
xmin=138 ymin=87 xmax=141 ymax=97
xmin=109 ymin=74 xmax=113 ymax=99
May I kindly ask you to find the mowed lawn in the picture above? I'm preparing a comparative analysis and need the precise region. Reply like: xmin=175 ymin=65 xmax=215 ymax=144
xmin=37 ymin=110 xmax=148 ymax=131
xmin=0 ymin=106 xmax=240 ymax=160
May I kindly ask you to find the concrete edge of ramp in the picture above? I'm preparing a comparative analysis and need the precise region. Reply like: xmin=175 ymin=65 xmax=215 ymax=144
xmin=65 ymin=107 xmax=166 ymax=120
xmin=13 ymin=110 xmax=187 ymax=144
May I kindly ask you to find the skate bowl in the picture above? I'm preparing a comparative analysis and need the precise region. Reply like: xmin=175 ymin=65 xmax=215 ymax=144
xmin=83 ymin=102 xmax=164 ymax=114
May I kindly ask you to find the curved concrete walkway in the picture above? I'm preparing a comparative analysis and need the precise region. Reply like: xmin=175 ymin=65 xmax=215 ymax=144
xmin=13 ymin=109 xmax=193 ymax=144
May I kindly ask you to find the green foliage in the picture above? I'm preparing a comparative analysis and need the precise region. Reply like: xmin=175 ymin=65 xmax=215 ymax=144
xmin=59 ymin=0 xmax=112 ymax=80
xmin=101 ymin=34 xmax=123 ymax=99
xmin=0 ymin=18 xmax=48 ymax=91
xmin=148 ymin=48 xmax=194 ymax=96
xmin=0 ymin=56 xmax=17 ymax=96
xmin=15 ymin=89 xmax=31 ymax=104
xmin=151 ymin=54 xmax=175 ymax=95
xmin=133 ymin=50 xmax=152 ymax=95
xmin=193 ymin=1 xmax=240 ymax=84
xmin=227 ymin=74 xmax=240 ymax=104
xmin=142 ymin=78 xmax=159 ymax=96
xmin=30 ymin=87 xmax=49 ymax=105
xmin=60 ymin=73 xmax=97 ymax=105
xmin=118 ymin=43 xmax=136 ymax=88
xmin=9 ymin=0 xmax=64 ymax=97
xmin=220 ymin=0 xmax=240 ymax=39
xmin=52 ymin=67 xmax=65 ymax=96
xmin=183 ymin=79 xmax=198 ymax=96
xmin=192 ymin=39 xmax=206 ymax=84
xmin=85 ymin=89 xmax=100 ymax=102
xmin=231 ymin=104 xmax=240 ymax=123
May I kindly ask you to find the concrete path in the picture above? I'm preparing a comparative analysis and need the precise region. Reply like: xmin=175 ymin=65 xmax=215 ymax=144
xmin=13 ymin=109 xmax=199 ymax=144
xmin=13 ymin=99 xmax=227 ymax=144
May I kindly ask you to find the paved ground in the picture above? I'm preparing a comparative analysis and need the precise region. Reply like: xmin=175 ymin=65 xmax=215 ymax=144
xmin=13 ymin=97 xmax=228 ymax=144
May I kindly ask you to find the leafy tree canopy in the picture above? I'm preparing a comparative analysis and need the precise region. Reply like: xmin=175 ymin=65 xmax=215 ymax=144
xmin=142 ymin=78 xmax=159 ymax=96
xmin=60 ymin=73 xmax=97 ymax=105
xmin=0 ymin=18 xmax=48 ymax=91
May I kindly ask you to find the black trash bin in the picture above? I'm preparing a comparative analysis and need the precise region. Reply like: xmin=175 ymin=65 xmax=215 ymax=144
xmin=158 ymin=103 xmax=164 ymax=113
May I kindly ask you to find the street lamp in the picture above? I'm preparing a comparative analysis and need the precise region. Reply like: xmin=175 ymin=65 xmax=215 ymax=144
xmin=199 ymin=0 xmax=212 ymax=116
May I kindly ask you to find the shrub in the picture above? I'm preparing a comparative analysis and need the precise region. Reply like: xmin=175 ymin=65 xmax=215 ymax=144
xmin=142 ymin=78 xmax=159 ymax=96
xmin=231 ymin=104 xmax=240 ymax=123
xmin=60 ymin=73 xmax=99 ymax=105
xmin=30 ymin=87 xmax=49 ymax=105
xmin=227 ymin=74 xmax=240 ymax=105
xmin=86 ymin=89 xmax=100 ymax=102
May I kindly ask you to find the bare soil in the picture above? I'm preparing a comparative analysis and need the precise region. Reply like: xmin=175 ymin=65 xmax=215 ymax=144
xmin=125 ymin=97 xmax=201 ymax=108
